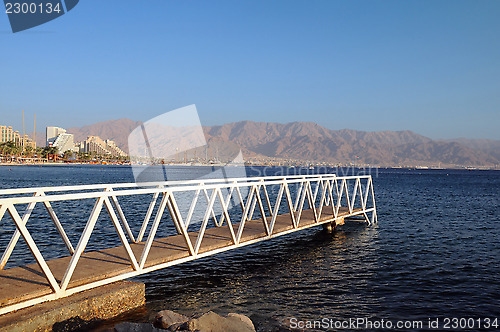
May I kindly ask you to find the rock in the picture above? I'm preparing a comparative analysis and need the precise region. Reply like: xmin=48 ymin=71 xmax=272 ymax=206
xmin=165 ymin=322 xmax=185 ymax=331
xmin=227 ymin=313 xmax=255 ymax=329
xmin=114 ymin=322 xmax=166 ymax=332
xmin=155 ymin=310 xmax=189 ymax=329
xmin=250 ymin=314 xmax=294 ymax=332
xmin=183 ymin=311 xmax=255 ymax=332
xmin=52 ymin=316 xmax=102 ymax=332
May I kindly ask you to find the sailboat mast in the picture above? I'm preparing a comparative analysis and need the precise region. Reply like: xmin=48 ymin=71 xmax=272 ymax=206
xmin=33 ymin=114 xmax=36 ymax=150
xmin=22 ymin=110 xmax=25 ymax=152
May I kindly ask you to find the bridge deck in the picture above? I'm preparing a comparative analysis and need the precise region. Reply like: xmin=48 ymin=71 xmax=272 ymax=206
xmin=0 ymin=207 xmax=359 ymax=308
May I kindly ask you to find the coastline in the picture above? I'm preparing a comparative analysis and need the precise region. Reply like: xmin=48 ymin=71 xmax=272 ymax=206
xmin=1 ymin=162 xmax=499 ymax=171
xmin=0 ymin=162 xmax=130 ymax=167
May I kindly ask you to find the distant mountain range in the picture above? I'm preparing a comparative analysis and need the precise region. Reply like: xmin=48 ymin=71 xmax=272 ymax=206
xmin=44 ymin=118 xmax=499 ymax=167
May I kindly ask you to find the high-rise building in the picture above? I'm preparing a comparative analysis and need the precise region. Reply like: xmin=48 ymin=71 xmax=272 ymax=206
xmin=0 ymin=125 xmax=35 ymax=149
xmin=0 ymin=125 xmax=20 ymax=144
xmin=51 ymin=133 xmax=77 ymax=154
xmin=46 ymin=127 xmax=67 ymax=146
xmin=80 ymin=136 xmax=127 ymax=157
xmin=17 ymin=134 xmax=35 ymax=149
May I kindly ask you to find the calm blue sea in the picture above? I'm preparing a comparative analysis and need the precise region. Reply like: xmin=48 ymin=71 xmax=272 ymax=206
xmin=0 ymin=165 xmax=499 ymax=331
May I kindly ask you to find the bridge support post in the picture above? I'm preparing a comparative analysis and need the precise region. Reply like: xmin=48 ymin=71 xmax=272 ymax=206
xmin=322 ymin=217 xmax=345 ymax=233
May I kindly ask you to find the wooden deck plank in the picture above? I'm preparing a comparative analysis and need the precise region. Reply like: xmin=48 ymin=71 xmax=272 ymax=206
xmin=0 ymin=207 xmax=358 ymax=308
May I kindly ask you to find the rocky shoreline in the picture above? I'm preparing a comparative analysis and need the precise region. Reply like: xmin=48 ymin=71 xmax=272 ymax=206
xmin=152 ymin=310 xmax=255 ymax=331
xmin=52 ymin=309 xmax=299 ymax=332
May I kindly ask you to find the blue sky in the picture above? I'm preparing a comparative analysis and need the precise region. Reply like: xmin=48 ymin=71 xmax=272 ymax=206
xmin=1 ymin=0 xmax=499 ymax=139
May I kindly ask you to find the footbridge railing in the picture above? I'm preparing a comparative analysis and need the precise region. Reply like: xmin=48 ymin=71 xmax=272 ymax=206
xmin=0 ymin=173 xmax=377 ymax=315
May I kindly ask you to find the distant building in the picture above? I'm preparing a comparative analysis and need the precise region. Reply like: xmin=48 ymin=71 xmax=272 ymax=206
xmin=0 ymin=125 xmax=20 ymax=144
xmin=18 ymin=134 xmax=35 ymax=149
xmin=46 ymin=127 xmax=67 ymax=146
xmin=80 ymin=136 xmax=127 ymax=157
xmin=51 ymin=133 xmax=78 ymax=154
xmin=1 ymin=124 xmax=35 ymax=148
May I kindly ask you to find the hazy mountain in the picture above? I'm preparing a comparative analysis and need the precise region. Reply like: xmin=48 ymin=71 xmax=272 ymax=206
xmin=60 ymin=118 xmax=500 ymax=167
xmin=441 ymin=138 xmax=500 ymax=161
xmin=392 ymin=141 xmax=498 ymax=166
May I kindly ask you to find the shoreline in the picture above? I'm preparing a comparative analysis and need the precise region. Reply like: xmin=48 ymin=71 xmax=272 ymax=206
xmin=0 ymin=162 xmax=129 ymax=166
xmin=1 ymin=162 xmax=499 ymax=171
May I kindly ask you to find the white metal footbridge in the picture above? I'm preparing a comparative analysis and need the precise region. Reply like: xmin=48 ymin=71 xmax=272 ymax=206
xmin=0 ymin=173 xmax=377 ymax=315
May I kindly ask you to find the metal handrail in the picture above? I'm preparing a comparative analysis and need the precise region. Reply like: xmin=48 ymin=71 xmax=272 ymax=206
xmin=0 ymin=173 xmax=336 ymax=196
xmin=0 ymin=173 xmax=377 ymax=315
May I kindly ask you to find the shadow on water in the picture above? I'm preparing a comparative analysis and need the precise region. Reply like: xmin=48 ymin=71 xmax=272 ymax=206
xmin=87 ymin=222 xmax=377 ymax=331
xmin=114 ymin=221 xmax=380 ymax=326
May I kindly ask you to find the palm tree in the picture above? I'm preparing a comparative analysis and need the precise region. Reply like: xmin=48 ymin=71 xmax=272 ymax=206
xmin=40 ymin=146 xmax=59 ymax=160
xmin=63 ymin=150 xmax=74 ymax=160
xmin=24 ymin=145 xmax=34 ymax=157
xmin=76 ymin=151 xmax=91 ymax=161
xmin=0 ymin=141 xmax=20 ymax=157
